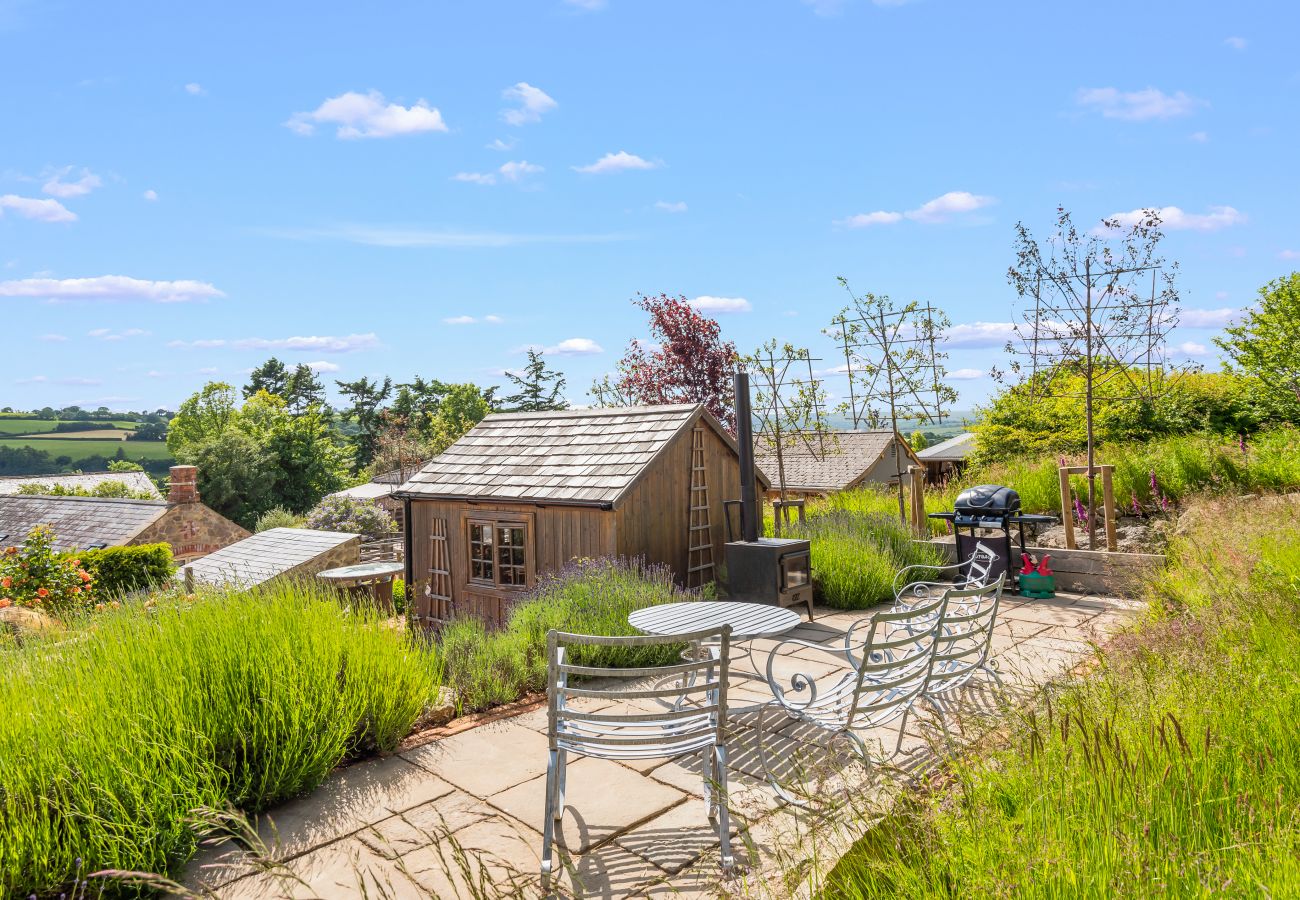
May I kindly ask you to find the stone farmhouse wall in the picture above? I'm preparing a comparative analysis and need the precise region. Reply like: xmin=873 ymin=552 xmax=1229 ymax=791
xmin=134 ymin=503 xmax=249 ymax=564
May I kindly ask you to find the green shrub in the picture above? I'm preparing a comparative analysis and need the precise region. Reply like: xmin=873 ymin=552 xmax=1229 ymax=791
xmin=76 ymin=543 xmax=175 ymax=597
xmin=304 ymin=495 xmax=397 ymax=541
xmin=15 ymin=478 xmax=155 ymax=499
xmin=0 ymin=583 xmax=440 ymax=898
xmin=0 ymin=526 xmax=94 ymax=612
xmin=440 ymin=557 xmax=687 ymax=713
xmin=792 ymin=510 xmax=945 ymax=610
xmin=821 ymin=496 xmax=1300 ymax=897
xmin=255 ymin=505 xmax=303 ymax=532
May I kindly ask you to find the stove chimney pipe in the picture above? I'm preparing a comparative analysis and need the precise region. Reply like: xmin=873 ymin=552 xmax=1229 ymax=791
xmin=734 ymin=371 xmax=759 ymax=543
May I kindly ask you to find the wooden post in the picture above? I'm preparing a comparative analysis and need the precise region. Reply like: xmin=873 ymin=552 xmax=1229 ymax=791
xmin=906 ymin=465 xmax=927 ymax=536
xmin=1058 ymin=466 xmax=1077 ymax=550
xmin=183 ymin=565 xmax=194 ymax=593
xmin=1101 ymin=465 xmax=1118 ymax=552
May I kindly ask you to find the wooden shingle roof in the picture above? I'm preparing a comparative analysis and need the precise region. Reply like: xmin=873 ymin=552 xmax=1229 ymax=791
xmin=916 ymin=432 xmax=977 ymax=461
xmin=0 ymin=495 xmax=169 ymax=550
xmin=183 ymin=528 xmax=359 ymax=589
xmin=755 ymin=430 xmax=916 ymax=493
xmin=397 ymin=404 xmax=749 ymax=508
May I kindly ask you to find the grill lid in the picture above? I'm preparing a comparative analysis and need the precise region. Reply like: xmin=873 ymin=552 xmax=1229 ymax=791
xmin=954 ymin=484 xmax=1021 ymax=516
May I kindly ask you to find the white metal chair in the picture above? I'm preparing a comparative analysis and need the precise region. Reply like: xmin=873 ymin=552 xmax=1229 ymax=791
xmin=541 ymin=627 xmax=734 ymax=887
xmin=891 ymin=540 xmax=999 ymax=613
xmin=755 ymin=593 xmax=949 ymax=805
xmin=924 ymin=576 xmax=1006 ymax=718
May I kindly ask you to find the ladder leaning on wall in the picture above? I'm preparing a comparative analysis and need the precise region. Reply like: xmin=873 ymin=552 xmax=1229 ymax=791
xmin=686 ymin=426 xmax=716 ymax=589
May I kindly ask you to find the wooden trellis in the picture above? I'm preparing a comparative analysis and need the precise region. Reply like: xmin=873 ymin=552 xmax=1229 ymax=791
xmin=686 ymin=427 xmax=715 ymax=589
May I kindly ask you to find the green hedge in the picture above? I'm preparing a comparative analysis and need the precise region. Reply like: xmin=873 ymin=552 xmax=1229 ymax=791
xmin=74 ymin=543 xmax=176 ymax=597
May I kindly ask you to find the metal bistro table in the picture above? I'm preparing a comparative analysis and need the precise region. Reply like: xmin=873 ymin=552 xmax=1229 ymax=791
xmin=629 ymin=601 xmax=802 ymax=712
xmin=316 ymin=561 xmax=405 ymax=614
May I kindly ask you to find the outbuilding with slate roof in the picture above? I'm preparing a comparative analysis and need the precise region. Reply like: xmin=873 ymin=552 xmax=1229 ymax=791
xmin=755 ymin=430 xmax=921 ymax=498
xmin=396 ymin=404 xmax=768 ymax=628
xmin=182 ymin=528 xmax=360 ymax=590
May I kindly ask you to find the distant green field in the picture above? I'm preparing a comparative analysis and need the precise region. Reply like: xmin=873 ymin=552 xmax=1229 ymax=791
xmin=0 ymin=418 xmax=138 ymax=435
xmin=0 ymin=437 xmax=172 ymax=461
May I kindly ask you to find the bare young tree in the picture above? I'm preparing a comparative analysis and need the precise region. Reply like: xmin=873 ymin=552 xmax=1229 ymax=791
xmin=740 ymin=340 xmax=834 ymax=505
xmin=1003 ymin=206 xmax=1182 ymax=548
xmin=828 ymin=279 xmax=958 ymax=522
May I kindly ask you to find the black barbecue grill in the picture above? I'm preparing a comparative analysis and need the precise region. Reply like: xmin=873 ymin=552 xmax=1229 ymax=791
xmin=929 ymin=485 xmax=1056 ymax=587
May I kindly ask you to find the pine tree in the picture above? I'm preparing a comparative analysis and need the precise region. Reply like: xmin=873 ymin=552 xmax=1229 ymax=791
xmin=502 ymin=349 xmax=568 ymax=412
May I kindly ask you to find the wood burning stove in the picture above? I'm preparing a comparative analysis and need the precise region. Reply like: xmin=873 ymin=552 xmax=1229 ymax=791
xmin=724 ymin=372 xmax=815 ymax=620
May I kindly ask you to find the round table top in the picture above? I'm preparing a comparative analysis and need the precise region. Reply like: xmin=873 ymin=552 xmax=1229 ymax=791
xmin=629 ymin=601 xmax=801 ymax=641
xmin=316 ymin=561 xmax=404 ymax=582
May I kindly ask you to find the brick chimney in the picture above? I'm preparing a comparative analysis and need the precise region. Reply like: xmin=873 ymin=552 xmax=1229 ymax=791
xmin=168 ymin=465 xmax=200 ymax=504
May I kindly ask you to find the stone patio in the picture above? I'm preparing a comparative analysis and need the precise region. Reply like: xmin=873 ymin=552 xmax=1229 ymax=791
xmin=189 ymin=591 xmax=1139 ymax=899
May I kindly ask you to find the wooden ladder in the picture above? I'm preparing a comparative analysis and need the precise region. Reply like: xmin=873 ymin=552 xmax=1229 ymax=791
xmin=687 ymin=426 xmax=716 ymax=589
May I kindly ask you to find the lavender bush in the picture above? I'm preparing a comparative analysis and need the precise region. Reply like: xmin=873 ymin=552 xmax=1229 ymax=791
xmin=304 ymin=495 xmax=397 ymax=541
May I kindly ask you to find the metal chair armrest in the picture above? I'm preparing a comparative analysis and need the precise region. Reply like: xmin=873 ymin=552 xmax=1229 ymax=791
xmin=763 ymin=637 xmax=858 ymax=711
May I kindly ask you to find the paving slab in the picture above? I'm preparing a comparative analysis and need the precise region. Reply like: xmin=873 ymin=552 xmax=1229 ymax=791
xmin=402 ymin=719 xmax=552 ymax=797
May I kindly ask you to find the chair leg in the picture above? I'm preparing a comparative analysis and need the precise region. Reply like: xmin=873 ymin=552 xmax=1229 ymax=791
xmin=893 ymin=705 xmax=913 ymax=756
xmin=554 ymin=749 xmax=568 ymax=820
xmin=541 ymin=749 xmax=557 ymax=887
xmin=714 ymin=744 xmax=735 ymax=873
xmin=703 ymin=746 xmax=717 ymax=820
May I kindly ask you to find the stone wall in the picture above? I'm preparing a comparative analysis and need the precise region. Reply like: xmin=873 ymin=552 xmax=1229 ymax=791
xmin=134 ymin=503 xmax=250 ymax=564
xmin=923 ymin=539 xmax=1165 ymax=596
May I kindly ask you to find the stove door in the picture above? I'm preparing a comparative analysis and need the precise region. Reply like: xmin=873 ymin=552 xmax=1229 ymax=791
xmin=781 ymin=552 xmax=811 ymax=591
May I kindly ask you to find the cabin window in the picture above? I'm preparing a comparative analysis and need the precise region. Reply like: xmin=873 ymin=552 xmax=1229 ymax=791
xmin=467 ymin=518 xmax=530 ymax=589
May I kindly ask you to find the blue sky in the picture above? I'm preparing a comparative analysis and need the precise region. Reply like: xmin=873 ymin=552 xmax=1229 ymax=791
xmin=3 ymin=0 xmax=1297 ymax=413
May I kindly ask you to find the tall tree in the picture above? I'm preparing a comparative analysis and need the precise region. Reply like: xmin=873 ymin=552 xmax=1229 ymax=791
xmin=502 ymin=349 xmax=568 ymax=412
xmin=1215 ymin=272 xmax=1300 ymax=410
xmin=427 ymin=383 xmax=496 ymax=454
xmin=177 ymin=430 xmax=275 ymax=529
xmin=245 ymin=358 xmax=290 ymax=399
xmin=591 ymin=293 xmax=738 ymax=431
xmin=167 ymin=382 xmax=238 ymax=453
xmin=284 ymin=364 xmax=326 ymax=413
xmin=336 ymin=376 xmax=393 ymax=472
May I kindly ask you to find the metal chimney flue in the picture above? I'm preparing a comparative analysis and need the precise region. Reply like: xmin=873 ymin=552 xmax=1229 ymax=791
xmin=733 ymin=371 xmax=759 ymax=543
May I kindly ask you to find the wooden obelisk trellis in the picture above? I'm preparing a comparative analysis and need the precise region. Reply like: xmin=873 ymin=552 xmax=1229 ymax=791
xmin=686 ymin=426 xmax=715 ymax=589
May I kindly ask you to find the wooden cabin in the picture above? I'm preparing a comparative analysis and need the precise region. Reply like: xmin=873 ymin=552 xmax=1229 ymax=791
xmin=396 ymin=404 xmax=767 ymax=628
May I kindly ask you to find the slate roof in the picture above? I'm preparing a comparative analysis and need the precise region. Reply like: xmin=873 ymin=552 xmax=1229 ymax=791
xmin=183 ymin=528 xmax=360 ymax=589
xmin=0 ymin=471 xmax=160 ymax=498
xmin=330 ymin=482 xmax=395 ymax=502
xmin=396 ymin=404 xmax=752 ymax=508
xmin=756 ymin=430 xmax=916 ymax=493
xmin=917 ymin=432 xmax=977 ymax=461
xmin=0 ymin=495 xmax=169 ymax=550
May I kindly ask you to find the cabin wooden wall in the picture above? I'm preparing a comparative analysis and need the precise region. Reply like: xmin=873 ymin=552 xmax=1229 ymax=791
xmin=408 ymin=498 xmax=616 ymax=627
xmin=615 ymin=417 xmax=747 ymax=585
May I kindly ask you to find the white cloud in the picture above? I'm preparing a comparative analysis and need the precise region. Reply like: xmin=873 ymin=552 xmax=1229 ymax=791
xmin=486 ymin=138 xmax=516 ymax=151
xmin=168 ymin=333 xmax=379 ymax=354
xmin=142 ymin=189 xmax=158 ymax=201
xmin=836 ymin=211 xmax=904 ymax=227
xmin=1179 ymin=307 xmax=1239 ymax=328
xmin=185 ymin=82 xmax=205 ymax=95
xmin=452 ymin=160 xmax=543 ymax=186
xmin=948 ymin=368 xmax=986 ymax=380
xmin=543 ymin=337 xmax=603 ymax=356
xmin=42 ymin=166 xmax=102 ymax=198
xmin=0 ymin=275 xmax=223 ymax=302
xmin=573 ymin=150 xmax=659 ymax=174
xmin=16 ymin=375 xmax=103 ymax=386
xmin=1280 ymin=249 xmax=1300 ymax=260
xmin=146 ymin=370 xmax=165 ymax=378
xmin=690 ymin=295 xmax=752 ymax=313
xmin=0 ymin=194 xmax=77 ymax=223
xmin=305 ymin=360 xmax=341 ymax=373
xmin=501 ymin=82 xmax=557 ymax=126
xmin=564 ymin=0 xmax=606 ymax=10
xmin=654 ymin=200 xmax=687 ymax=213
xmin=836 ymin=191 xmax=995 ymax=228
xmin=286 ymin=90 xmax=448 ymax=139
xmin=15 ymin=375 xmax=48 ymax=384
xmin=484 ymin=314 xmax=504 ymax=324
xmin=1076 ymin=86 xmax=1201 ymax=121
xmin=198 ymin=367 xmax=220 ymax=375
xmin=1103 ymin=205 xmax=1245 ymax=232
xmin=1224 ymin=36 xmax=1247 ymax=50
xmin=1179 ymin=341 xmax=1209 ymax=356
xmin=1190 ymin=131 xmax=1209 ymax=143
xmin=88 ymin=327 xmax=150 ymax=341
xmin=444 ymin=315 xmax=477 ymax=325
xmin=945 ymin=322 xmax=1017 ymax=348
xmin=40 ymin=333 xmax=67 ymax=342
xmin=264 ymin=224 xmax=625 ymax=248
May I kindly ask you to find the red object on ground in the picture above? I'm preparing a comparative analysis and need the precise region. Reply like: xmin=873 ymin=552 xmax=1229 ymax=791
xmin=1020 ymin=553 xmax=1035 ymax=575
xmin=1036 ymin=555 xmax=1053 ymax=576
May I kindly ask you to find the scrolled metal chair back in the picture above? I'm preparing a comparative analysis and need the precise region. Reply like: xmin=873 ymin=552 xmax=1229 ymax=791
xmin=925 ymin=574 xmax=1005 ymax=698
xmin=844 ymin=592 xmax=949 ymax=728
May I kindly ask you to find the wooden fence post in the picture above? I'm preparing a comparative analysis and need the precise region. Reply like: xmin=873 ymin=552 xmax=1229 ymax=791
xmin=1058 ymin=466 xmax=1077 ymax=550
xmin=906 ymin=465 xmax=927 ymax=536
xmin=1101 ymin=465 xmax=1118 ymax=552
